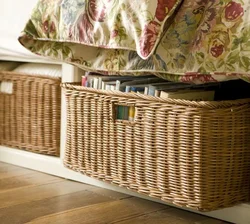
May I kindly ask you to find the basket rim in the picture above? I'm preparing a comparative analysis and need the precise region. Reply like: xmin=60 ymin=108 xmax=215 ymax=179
xmin=0 ymin=71 xmax=61 ymax=81
xmin=61 ymin=82 xmax=250 ymax=109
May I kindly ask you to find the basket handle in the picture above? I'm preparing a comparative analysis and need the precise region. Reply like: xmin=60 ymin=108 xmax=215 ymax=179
xmin=111 ymin=102 xmax=138 ymax=125
xmin=0 ymin=79 xmax=15 ymax=95
xmin=0 ymin=75 xmax=18 ymax=95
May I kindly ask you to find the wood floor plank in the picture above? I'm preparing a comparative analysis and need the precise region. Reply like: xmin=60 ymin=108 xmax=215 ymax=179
xmin=0 ymin=180 xmax=99 ymax=209
xmin=0 ymin=164 xmax=27 ymax=173
xmin=87 ymin=187 xmax=131 ymax=200
xmin=113 ymin=208 xmax=228 ymax=224
xmin=0 ymin=166 xmax=37 ymax=179
xmin=0 ymin=172 xmax=61 ymax=193
xmin=26 ymin=197 xmax=168 ymax=224
xmin=0 ymin=162 xmax=13 ymax=168
xmin=0 ymin=190 xmax=122 ymax=224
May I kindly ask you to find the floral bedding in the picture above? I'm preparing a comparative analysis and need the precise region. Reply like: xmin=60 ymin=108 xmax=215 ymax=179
xmin=19 ymin=0 xmax=250 ymax=83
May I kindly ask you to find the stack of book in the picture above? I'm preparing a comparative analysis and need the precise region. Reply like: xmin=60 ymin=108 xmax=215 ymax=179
xmin=82 ymin=72 xmax=217 ymax=121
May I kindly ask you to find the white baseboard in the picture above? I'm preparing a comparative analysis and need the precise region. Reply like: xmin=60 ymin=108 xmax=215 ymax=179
xmin=0 ymin=146 xmax=250 ymax=224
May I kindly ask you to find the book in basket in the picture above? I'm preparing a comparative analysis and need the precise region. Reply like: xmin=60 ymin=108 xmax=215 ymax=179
xmin=160 ymin=89 xmax=215 ymax=101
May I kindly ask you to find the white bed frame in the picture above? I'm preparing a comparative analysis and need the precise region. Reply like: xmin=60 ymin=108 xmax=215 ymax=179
xmin=0 ymin=55 xmax=249 ymax=224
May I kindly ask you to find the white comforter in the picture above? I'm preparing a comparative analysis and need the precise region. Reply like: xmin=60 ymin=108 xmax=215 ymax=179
xmin=0 ymin=0 xmax=38 ymax=58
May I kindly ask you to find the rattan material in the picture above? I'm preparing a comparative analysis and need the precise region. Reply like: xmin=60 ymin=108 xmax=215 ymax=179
xmin=0 ymin=71 xmax=61 ymax=156
xmin=62 ymin=82 xmax=250 ymax=211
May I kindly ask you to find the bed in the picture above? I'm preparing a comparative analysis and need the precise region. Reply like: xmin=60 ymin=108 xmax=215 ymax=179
xmin=18 ymin=0 xmax=250 ymax=84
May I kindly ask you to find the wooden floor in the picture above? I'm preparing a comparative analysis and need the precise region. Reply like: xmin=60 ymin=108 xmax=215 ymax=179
xmin=0 ymin=162 xmax=231 ymax=224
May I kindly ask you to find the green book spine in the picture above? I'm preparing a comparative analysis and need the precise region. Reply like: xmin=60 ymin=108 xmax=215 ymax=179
xmin=117 ymin=106 xmax=124 ymax=119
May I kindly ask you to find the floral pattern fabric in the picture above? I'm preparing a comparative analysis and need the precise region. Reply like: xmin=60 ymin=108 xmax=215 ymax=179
xmin=19 ymin=0 xmax=250 ymax=83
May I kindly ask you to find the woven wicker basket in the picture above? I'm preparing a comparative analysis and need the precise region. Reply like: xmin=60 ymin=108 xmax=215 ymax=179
xmin=62 ymin=82 xmax=250 ymax=211
xmin=0 ymin=71 xmax=61 ymax=156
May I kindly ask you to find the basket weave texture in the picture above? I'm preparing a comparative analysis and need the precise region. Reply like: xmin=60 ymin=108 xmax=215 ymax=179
xmin=62 ymin=83 xmax=250 ymax=211
xmin=0 ymin=71 xmax=61 ymax=156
